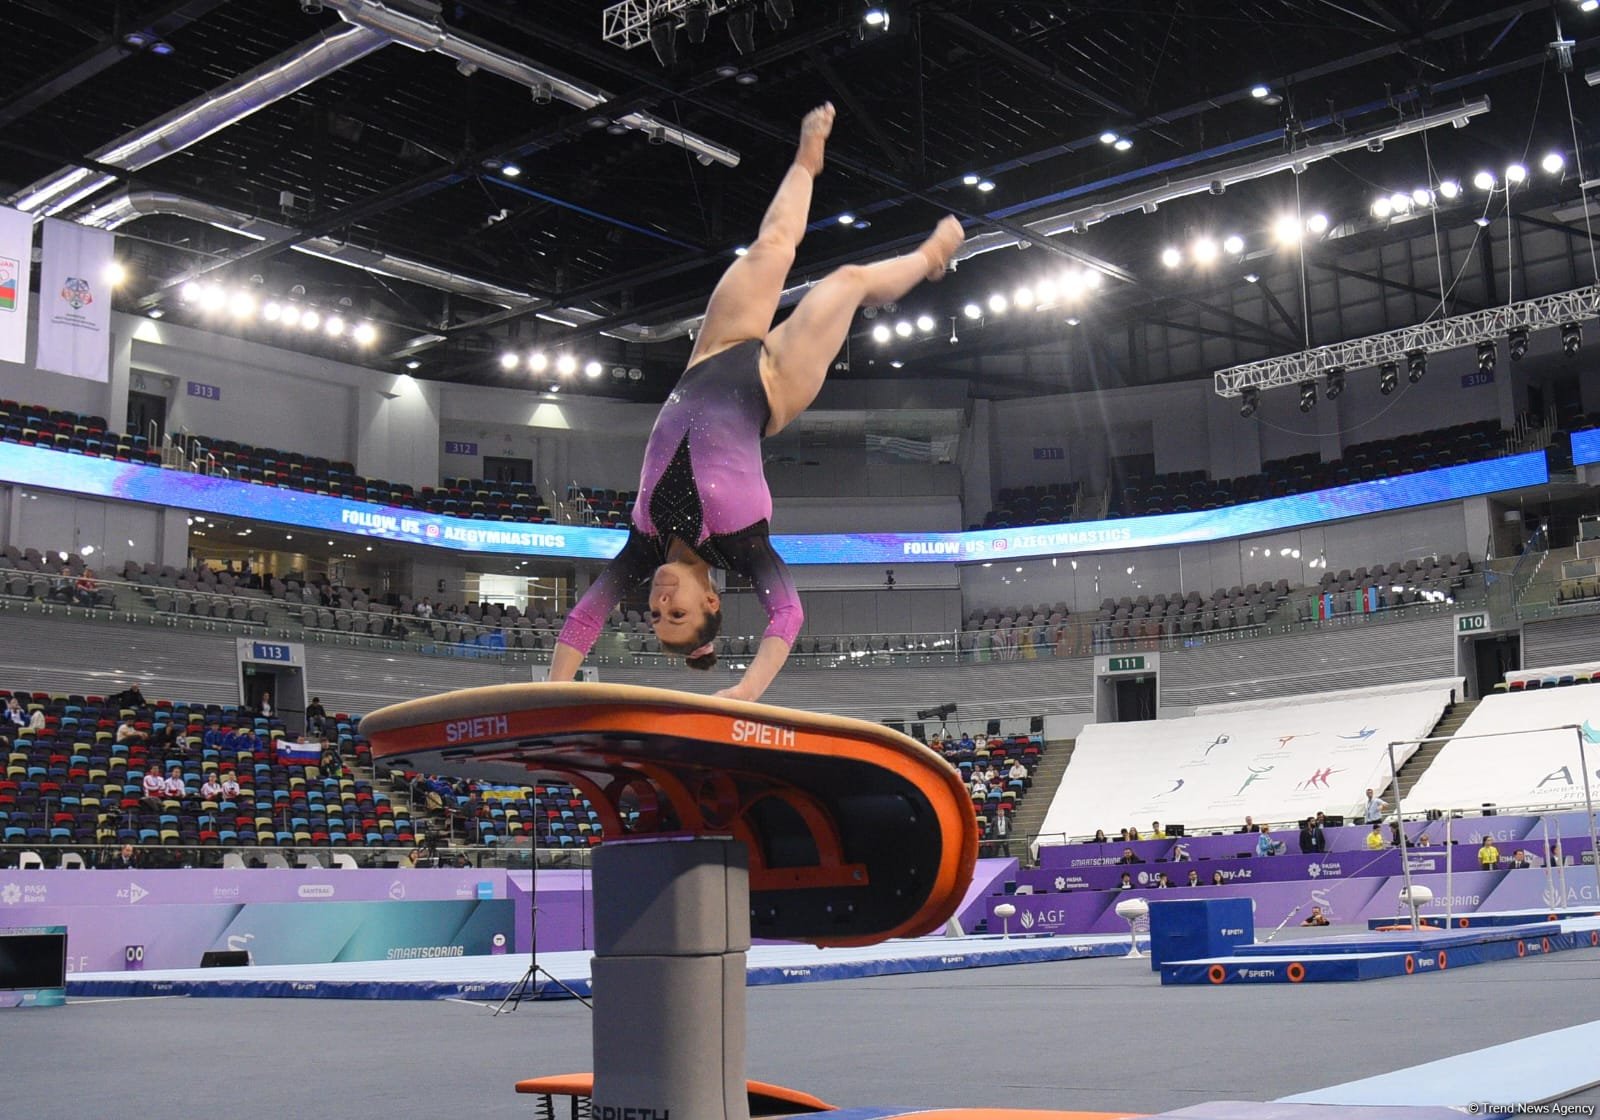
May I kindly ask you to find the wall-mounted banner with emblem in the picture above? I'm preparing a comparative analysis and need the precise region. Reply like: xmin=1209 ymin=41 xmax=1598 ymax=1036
xmin=0 ymin=205 xmax=34 ymax=366
xmin=36 ymin=218 xmax=113 ymax=382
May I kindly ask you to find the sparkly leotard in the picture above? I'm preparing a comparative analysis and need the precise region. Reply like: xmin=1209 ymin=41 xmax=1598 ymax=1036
xmin=557 ymin=340 xmax=804 ymax=654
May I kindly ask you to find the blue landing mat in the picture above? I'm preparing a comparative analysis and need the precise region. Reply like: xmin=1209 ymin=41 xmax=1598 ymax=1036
xmin=1366 ymin=906 xmax=1600 ymax=930
xmin=1229 ymin=922 xmax=1562 ymax=956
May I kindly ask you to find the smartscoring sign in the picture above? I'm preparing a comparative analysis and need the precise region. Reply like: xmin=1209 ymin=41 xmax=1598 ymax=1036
xmin=0 ymin=442 xmax=1550 ymax=567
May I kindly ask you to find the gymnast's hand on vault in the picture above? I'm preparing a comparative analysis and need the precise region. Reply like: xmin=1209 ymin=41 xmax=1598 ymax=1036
xmin=715 ymin=684 xmax=758 ymax=703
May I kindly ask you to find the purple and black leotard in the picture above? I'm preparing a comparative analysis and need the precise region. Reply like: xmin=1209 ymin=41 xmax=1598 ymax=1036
xmin=557 ymin=340 xmax=804 ymax=654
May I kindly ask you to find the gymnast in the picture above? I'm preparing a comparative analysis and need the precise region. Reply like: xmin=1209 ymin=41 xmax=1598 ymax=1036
xmin=550 ymin=103 xmax=964 ymax=702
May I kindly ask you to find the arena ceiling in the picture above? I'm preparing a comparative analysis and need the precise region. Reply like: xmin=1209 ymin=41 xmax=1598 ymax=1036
xmin=5 ymin=0 xmax=1600 ymax=400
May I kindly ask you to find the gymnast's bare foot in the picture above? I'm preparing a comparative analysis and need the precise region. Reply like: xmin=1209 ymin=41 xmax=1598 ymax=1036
xmin=796 ymin=102 xmax=835 ymax=177
xmin=920 ymin=215 xmax=965 ymax=281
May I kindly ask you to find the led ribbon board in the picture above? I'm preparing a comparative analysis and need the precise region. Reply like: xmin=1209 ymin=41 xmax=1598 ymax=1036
xmin=1573 ymin=427 xmax=1600 ymax=467
xmin=0 ymin=442 xmax=1548 ymax=566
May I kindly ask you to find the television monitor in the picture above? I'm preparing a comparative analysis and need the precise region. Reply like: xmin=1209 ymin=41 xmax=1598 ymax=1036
xmin=0 ymin=932 xmax=67 ymax=991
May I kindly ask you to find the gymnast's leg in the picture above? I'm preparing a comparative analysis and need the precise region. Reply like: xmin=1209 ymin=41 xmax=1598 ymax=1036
xmin=760 ymin=215 xmax=965 ymax=436
xmin=687 ymin=103 xmax=835 ymax=368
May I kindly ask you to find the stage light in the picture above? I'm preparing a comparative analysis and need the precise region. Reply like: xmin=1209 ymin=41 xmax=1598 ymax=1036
xmin=1272 ymin=214 xmax=1301 ymax=245
xmin=683 ymin=0 xmax=710 ymax=42
xmin=229 ymin=291 xmax=256 ymax=319
xmin=555 ymin=354 xmax=577 ymax=376
xmin=733 ymin=246 xmax=748 ymax=257
xmin=1099 ymin=130 xmax=1119 ymax=145
xmin=501 ymin=163 xmax=521 ymax=178
xmin=1388 ymin=192 xmax=1411 ymax=214
xmin=353 ymin=322 xmax=377 ymax=345
xmin=1476 ymin=340 xmax=1496 ymax=374
xmin=765 ymin=0 xmax=794 ymax=28
xmin=262 ymin=302 xmax=281 ymax=322
xmin=915 ymin=314 xmax=936 ymax=332
xmin=1222 ymin=234 xmax=1244 ymax=254
xmin=1191 ymin=237 xmax=1219 ymax=265
xmin=1243 ymin=272 xmax=1260 ymax=283
xmin=301 ymin=310 xmax=321 ymax=331
xmin=1371 ymin=197 xmax=1393 ymax=219
xmin=1412 ymin=187 xmax=1433 ymax=206
xmin=963 ymin=303 xmax=982 ymax=319
xmin=102 ymin=261 xmax=126 ymax=287
xmin=147 ymin=308 xmax=164 ymax=319
xmin=863 ymin=6 xmax=889 ymax=29
xmin=1113 ymin=137 xmax=1133 ymax=152
xmin=1505 ymin=163 xmax=1527 ymax=184
xmin=1542 ymin=151 xmax=1566 ymax=175
xmin=894 ymin=320 xmax=913 ymax=337
xmin=977 ymin=180 xmax=995 ymax=192
xmin=499 ymin=351 xmax=520 ymax=371
xmin=872 ymin=323 xmax=891 ymax=343
xmin=728 ymin=4 xmax=757 ymax=53
xmin=200 ymin=284 xmax=227 ymax=312
xmin=181 ymin=282 xmax=201 ymax=303
xmin=1239 ymin=387 xmax=1259 ymax=417
xmin=1298 ymin=381 xmax=1316 ymax=413
xmin=988 ymin=293 xmax=1008 ymax=314
xmin=528 ymin=351 xmax=549 ymax=373
xmin=1584 ymin=0 xmax=1599 ymax=12
xmin=280 ymin=305 xmax=301 ymax=327
xmin=1325 ymin=366 xmax=1345 ymax=400
xmin=962 ymin=173 xmax=980 ymax=186
xmin=837 ymin=213 xmax=856 ymax=225
xmin=1250 ymin=84 xmax=1270 ymax=99
xmin=1035 ymin=278 xmax=1058 ymax=304
xmin=648 ymin=17 xmax=678 ymax=66
xmin=1473 ymin=169 xmax=1496 ymax=190
xmin=405 ymin=359 xmax=421 ymax=371
xmin=1379 ymin=361 xmax=1399 ymax=395
xmin=1013 ymin=287 xmax=1035 ymax=309
xmin=1160 ymin=246 xmax=1183 ymax=269
xmin=1438 ymin=179 xmax=1461 ymax=200
xmin=1563 ymin=322 xmax=1582 ymax=355
xmin=1307 ymin=213 xmax=1329 ymax=234
xmin=1406 ymin=349 xmax=1426 ymax=383
xmin=1508 ymin=327 xmax=1529 ymax=361
xmin=585 ymin=360 xmax=603 ymax=378
xmin=1065 ymin=316 xmax=1080 ymax=326
xmin=325 ymin=315 xmax=345 ymax=337
xmin=1083 ymin=270 xmax=1102 ymax=290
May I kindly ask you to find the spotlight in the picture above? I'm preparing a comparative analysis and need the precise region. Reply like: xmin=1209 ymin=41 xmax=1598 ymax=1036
xmin=1505 ymin=163 xmax=1527 ymax=185
xmin=1388 ymin=192 xmax=1411 ymax=214
xmin=1250 ymin=84 xmax=1270 ymax=99
xmin=872 ymin=323 xmax=891 ymax=343
xmin=1239 ymin=386 xmax=1259 ymax=418
xmin=915 ymin=314 xmax=936 ymax=332
xmin=764 ymin=0 xmax=794 ymax=28
xmin=353 ymin=322 xmax=377 ymax=345
xmin=499 ymin=351 xmax=520 ymax=371
xmin=734 ymin=246 xmax=748 ymax=257
xmin=528 ymin=351 xmax=549 ymax=373
xmin=1379 ymin=361 xmax=1399 ymax=395
xmin=962 ymin=173 xmax=980 ymax=186
xmin=1099 ymin=130 xmax=1119 ymax=145
xmin=1371 ymin=197 xmax=1393 ymax=219
xmin=1438 ymin=179 xmax=1461 ymax=200
xmin=1113 ymin=137 xmax=1133 ymax=152
xmin=229 ymin=291 xmax=256 ymax=319
xmin=977 ymin=180 xmax=995 ymax=192
xmin=1563 ymin=322 xmax=1582 ymax=355
xmin=1412 ymin=187 xmax=1433 ymax=207
xmin=683 ymin=0 xmax=710 ymax=42
xmin=147 ymin=308 xmax=164 ymax=319
xmin=102 ymin=261 xmax=126 ymax=287
xmin=962 ymin=303 xmax=982 ymax=319
xmin=1472 ymin=170 xmax=1496 ymax=191
xmin=987 ymin=293 xmax=1008 ymax=314
xmin=862 ymin=6 xmax=889 ymax=30
xmin=280 ymin=304 xmax=301 ymax=327
xmin=200 ymin=284 xmax=227 ymax=312
xmin=555 ymin=354 xmax=577 ymax=377
xmin=1325 ymin=366 xmax=1345 ymax=400
xmin=1298 ymin=381 xmax=1317 ymax=413
xmin=894 ymin=320 xmax=913 ymax=338
xmin=1476 ymin=341 xmax=1496 ymax=374
xmin=501 ymin=163 xmax=521 ymax=178
xmin=1272 ymin=215 xmax=1301 ymax=245
xmin=405 ymin=359 xmax=421 ymax=371
xmin=1035 ymin=278 xmax=1058 ymax=304
xmin=1013 ymin=287 xmax=1035 ymax=309
xmin=1406 ymin=349 xmax=1426 ymax=383
xmin=300 ymin=309 xmax=320 ymax=330
xmin=1160 ymin=246 xmax=1183 ymax=269
xmin=325 ymin=315 xmax=345 ymax=337
xmin=648 ymin=18 xmax=678 ymax=66
xmin=181 ymin=281 xmax=201 ymax=303
xmin=1542 ymin=151 xmax=1566 ymax=175
xmin=1191 ymin=237 xmax=1219 ymax=265
xmin=728 ymin=4 xmax=757 ymax=53
xmin=1508 ymin=327 xmax=1529 ymax=361
xmin=263 ymin=302 xmax=281 ymax=322
xmin=585 ymin=360 xmax=603 ymax=379
xmin=1222 ymin=234 xmax=1244 ymax=255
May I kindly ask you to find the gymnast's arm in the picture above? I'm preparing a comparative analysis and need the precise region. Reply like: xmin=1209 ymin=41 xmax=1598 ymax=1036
xmin=716 ymin=532 xmax=803 ymax=703
xmin=551 ymin=531 xmax=656 ymax=681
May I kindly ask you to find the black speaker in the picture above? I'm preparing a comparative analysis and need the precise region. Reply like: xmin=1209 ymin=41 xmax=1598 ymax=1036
xmin=1165 ymin=823 xmax=1185 ymax=837
xmin=909 ymin=722 xmax=926 ymax=741
xmin=1028 ymin=715 xmax=1045 ymax=734
xmin=985 ymin=719 xmax=1001 ymax=737
xmin=200 ymin=950 xmax=251 ymax=968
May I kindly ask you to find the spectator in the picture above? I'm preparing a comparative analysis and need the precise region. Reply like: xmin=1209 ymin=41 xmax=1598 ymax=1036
xmin=1211 ymin=870 xmax=1226 ymax=886
xmin=219 ymin=771 xmax=242 ymax=799
xmin=1388 ymin=820 xmax=1403 ymax=847
xmin=141 ymin=767 xmax=165 ymax=807
xmin=235 ymin=727 xmax=260 ymax=754
xmin=1365 ymin=823 xmax=1386 ymax=850
xmin=47 ymin=566 xmax=75 ymax=604
xmin=1116 ymin=847 xmax=1145 ymax=865
xmin=969 ymin=774 xmax=988 ymax=797
xmin=1301 ymin=905 xmax=1331 ymax=927
xmin=162 ymin=766 xmax=187 ymax=801
xmin=115 ymin=719 xmax=147 ymax=745
xmin=1550 ymin=842 xmax=1572 ymax=867
xmin=304 ymin=696 xmax=327 ymax=737
xmin=199 ymin=773 xmax=224 ymax=801
xmin=1255 ymin=829 xmax=1285 ymax=857
xmin=1186 ymin=869 xmax=1201 ymax=887
xmin=982 ymin=762 xmax=999 ymax=784
xmin=257 ymin=692 xmax=274 ymax=719
xmin=105 ymin=843 xmax=141 ymax=870
xmin=1237 ymin=815 xmax=1260 ymax=833
xmin=74 ymin=568 xmax=98 ymax=607
xmin=415 ymin=597 xmax=433 ymax=619
xmin=4 ymin=698 xmax=25 ymax=728
xmin=26 ymin=707 xmax=44 ymax=733
xmin=1508 ymin=849 xmax=1532 ymax=869
xmin=1299 ymin=817 xmax=1326 ymax=854
xmin=1092 ymin=829 xmax=1109 ymax=843
xmin=1149 ymin=820 xmax=1165 ymax=839
xmin=1117 ymin=872 xmax=1133 ymax=890
xmin=1361 ymin=787 xmax=1389 ymax=824
xmin=1155 ymin=872 xmax=1173 ymax=889
xmin=957 ymin=731 xmax=974 ymax=752
xmin=1008 ymin=759 xmax=1030 ymax=786
xmin=1125 ymin=825 xmax=1141 ymax=841
xmin=108 ymin=683 xmax=146 ymax=710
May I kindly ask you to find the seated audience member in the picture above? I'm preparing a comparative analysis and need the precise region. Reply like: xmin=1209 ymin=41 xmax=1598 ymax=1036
xmin=1365 ymin=824 xmax=1386 ymax=850
xmin=1237 ymin=815 xmax=1260 ymax=833
xmin=235 ymin=727 xmax=260 ymax=754
xmin=115 ymin=719 xmax=147 ymax=745
xmin=1477 ymin=836 xmax=1500 ymax=869
xmin=48 ymin=566 xmax=75 ymax=603
xmin=219 ymin=771 xmax=242 ymax=799
xmin=1117 ymin=872 xmax=1133 ymax=890
xmin=1125 ymin=824 xmax=1141 ymax=841
xmin=969 ymin=774 xmax=988 ymax=796
xmin=1211 ymin=871 xmax=1226 ymax=886
xmin=199 ymin=773 xmax=224 ymax=802
xmin=1255 ymin=829 xmax=1285 ymax=857
xmin=1301 ymin=905 xmax=1331 ymax=927
xmin=162 ymin=766 xmax=187 ymax=801
xmin=304 ymin=696 xmax=327 ymax=737
xmin=74 ymin=568 xmax=98 ymax=606
xmin=141 ymin=767 xmax=165 ymax=803
xmin=982 ymin=762 xmax=999 ymax=783
xmin=1155 ymin=872 xmax=1174 ymax=889
xmin=1508 ymin=849 xmax=1532 ymax=869
xmin=1187 ymin=869 xmax=1202 ymax=887
xmin=3 ymin=698 xmax=25 ymax=727
xmin=1149 ymin=820 xmax=1165 ymax=839
xmin=104 ymin=843 xmax=141 ymax=870
xmin=1008 ymin=759 xmax=1030 ymax=785
xmin=1092 ymin=829 xmax=1109 ymax=843
xmin=1549 ymin=842 xmax=1572 ymax=867
xmin=1116 ymin=847 xmax=1145 ymax=865
xmin=26 ymin=707 xmax=44 ymax=732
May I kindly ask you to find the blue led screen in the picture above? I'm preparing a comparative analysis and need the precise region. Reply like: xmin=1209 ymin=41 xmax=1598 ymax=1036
xmin=1573 ymin=427 xmax=1600 ymax=467
xmin=0 ymin=442 xmax=1548 ymax=566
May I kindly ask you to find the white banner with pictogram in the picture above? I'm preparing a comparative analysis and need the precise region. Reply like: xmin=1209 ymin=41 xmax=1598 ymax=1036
xmin=0 ymin=206 xmax=34 ymax=366
xmin=36 ymin=218 xmax=113 ymax=382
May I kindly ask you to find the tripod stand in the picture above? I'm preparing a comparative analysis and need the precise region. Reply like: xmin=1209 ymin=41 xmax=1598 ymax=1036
xmin=493 ymin=842 xmax=591 ymax=1013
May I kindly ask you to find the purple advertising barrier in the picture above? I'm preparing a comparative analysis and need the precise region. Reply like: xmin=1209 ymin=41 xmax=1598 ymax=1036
xmin=0 ymin=868 xmax=506 ymax=909
xmin=506 ymin=869 xmax=593 ymax=954
xmin=953 ymin=858 xmax=1019 ymax=934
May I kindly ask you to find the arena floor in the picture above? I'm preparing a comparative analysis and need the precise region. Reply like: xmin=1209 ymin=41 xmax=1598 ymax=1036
xmin=14 ymin=930 xmax=1600 ymax=1119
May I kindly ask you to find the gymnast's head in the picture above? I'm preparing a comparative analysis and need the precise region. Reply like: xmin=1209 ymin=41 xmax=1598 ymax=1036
xmin=649 ymin=560 xmax=722 ymax=670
